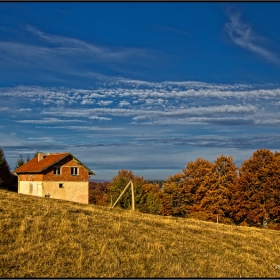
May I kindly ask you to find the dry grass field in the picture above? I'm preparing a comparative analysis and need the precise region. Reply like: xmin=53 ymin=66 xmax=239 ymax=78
xmin=1 ymin=189 xmax=280 ymax=278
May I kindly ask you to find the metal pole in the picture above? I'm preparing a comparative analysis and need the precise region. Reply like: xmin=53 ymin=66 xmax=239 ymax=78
xmin=111 ymin=180 xmax=132 ymax=209
xmin=131 ymin=181 xmax=135 ymax=211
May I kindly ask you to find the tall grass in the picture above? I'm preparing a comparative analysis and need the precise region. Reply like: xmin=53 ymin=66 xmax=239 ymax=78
xmin=1 ymin=189 xmax=280 ymax=277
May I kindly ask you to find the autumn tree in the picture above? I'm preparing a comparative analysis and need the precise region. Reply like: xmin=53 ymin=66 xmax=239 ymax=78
xmin=193 ymin=155 xmax=237 ymax=223
xmin=160 ymin=158 xmax=213 ymax=217
xmin=232 ymin=149 xmax=280 ymax=227
xmin=182 ymin=158 xmax=213 ymax=215
xmin=89 ymin=181 xmax=110 ymax=206
xmin=108 ymin=170 xmax=147 ymax=210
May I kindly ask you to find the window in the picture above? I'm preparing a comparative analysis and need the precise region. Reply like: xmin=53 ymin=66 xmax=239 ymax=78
xmin=71 ymin=167 xmax=78 ymax=176
xmin=59 ymin=183 xmax=64 ymax=188
xmin=54 ymin=166 xmax=61 ymax=175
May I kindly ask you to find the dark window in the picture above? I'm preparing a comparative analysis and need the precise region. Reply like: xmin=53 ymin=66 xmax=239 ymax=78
xmin=71 ymin=167 xmax=78 ymax=176
xmin=59 ymin=183 xmax=64 ymax=188
xmin=54 ymin=167 xmax=61 ymax=175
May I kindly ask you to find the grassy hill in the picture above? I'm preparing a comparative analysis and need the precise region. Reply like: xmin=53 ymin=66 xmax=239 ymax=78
xmin=1 ymin=189 xmax=280 ymax=278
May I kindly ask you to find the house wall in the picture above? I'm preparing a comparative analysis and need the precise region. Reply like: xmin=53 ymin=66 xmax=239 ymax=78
xmin=43 ymin=181 xmax=89 ymax=204
xmin=18 ymin=179 xmax=43 ymax=196
xmin=18 ymin=180 xmax=88 ymax=204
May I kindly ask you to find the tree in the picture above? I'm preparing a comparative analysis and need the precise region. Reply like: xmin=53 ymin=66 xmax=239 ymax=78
xmin=231 ymin=149 xmax=280 ymax=227
xmin=160 ymin=158 xmax=214 ymax=218
xmin=159 ymin=172 xmax=186 ymax=216
xmin=26 ymin=154 xmax=30 ymax=162
xmin=193 ymin=155 xmax=237 ymax=223
xmin=108 ymin=170 xmax=147 ymax=210
xmin=0 ymin=148 xmax=17 ymax=192
xmin=14 ymin=154 xmax=25 ymax=170
xmin=138 ymin=183 xmax=162 ymax=214
xmin=182 ymin=158 xmax=213 ymax=214
xmin=89 ymin=181 xmax=110 ymax=206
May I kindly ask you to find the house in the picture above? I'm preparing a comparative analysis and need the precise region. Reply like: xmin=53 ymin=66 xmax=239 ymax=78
xmin=13 ymin=152 xmax=95 ymax=204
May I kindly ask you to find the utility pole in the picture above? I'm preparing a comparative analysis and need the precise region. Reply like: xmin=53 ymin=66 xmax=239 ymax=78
xmin=111 ymin=180 xmax=135 ymax=211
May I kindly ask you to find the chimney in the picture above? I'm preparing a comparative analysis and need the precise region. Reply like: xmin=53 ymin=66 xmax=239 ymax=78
xmin=38 ymin=152 xmax=44 ymax=162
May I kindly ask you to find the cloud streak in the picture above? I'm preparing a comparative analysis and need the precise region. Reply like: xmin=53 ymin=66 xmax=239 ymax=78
xmin=1 ymin=79 xmax=280 ymax=127
xmin=25 ymin=25 xmax=149 ymax=61
xmin=225 ymin=12 xmax=279 ymax=63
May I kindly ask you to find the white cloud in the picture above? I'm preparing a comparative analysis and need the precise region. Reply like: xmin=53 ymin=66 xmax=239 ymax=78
xmin=19 ymin=108 xmax=32 ymax=112
xmin=118 ymin=101 xmax=131 ymax=107
xmin=89 ymin=116 xmax=112 ymax=121
xmin=27 ymin=137 xmax=55 ymax=142
xmin=0 ymin=107 xmax=9 ymax=111
xmin=1 ymin=79 xmax=280 ymax=127
xmin=17 ymin=118 xmax=87 ymax=124
xmin=46 ymin=125 xmax=125 ymax=131
xmin=81 ymin=99 xmax=95 ymax=105
xmin=97 ymin=100 xmax=113 ymax=106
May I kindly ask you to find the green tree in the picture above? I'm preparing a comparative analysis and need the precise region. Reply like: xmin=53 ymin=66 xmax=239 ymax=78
xmin=138 ymin=183 xmax=162 ymax=214
xmin=159 ymin=172 xmax=187 ymax=216
xmin=26 ymin=154 xmax=30 ymax=162
xmin=14 ymin=154 xmax=25 ymax=170
xmin=108 ymin=170 xmax=147 ymax=210
xmin=0 ymin=148 xmax=17 ymax=191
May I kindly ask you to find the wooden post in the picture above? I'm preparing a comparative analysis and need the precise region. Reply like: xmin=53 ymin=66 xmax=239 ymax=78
xmin=111 ymin=180 xmax=135 ymax=211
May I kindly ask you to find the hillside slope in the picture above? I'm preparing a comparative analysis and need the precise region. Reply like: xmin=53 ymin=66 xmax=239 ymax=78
xmin=1 ymin=189 xmax=280 ymax=278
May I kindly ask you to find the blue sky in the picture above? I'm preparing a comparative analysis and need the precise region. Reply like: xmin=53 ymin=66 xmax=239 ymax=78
xmin=1 ymin=2 xmax=280 ymax=181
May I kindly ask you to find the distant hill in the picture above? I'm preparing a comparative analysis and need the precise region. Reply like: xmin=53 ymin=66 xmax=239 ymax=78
xmin=89 ymin=178 xmax=109 ymax=183
xmin=1 ymin=189 xmax=280 ymax=278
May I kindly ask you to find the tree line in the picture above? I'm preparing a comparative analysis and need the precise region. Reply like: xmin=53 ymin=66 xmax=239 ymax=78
xmin=90 ymin=149 xmax=280 ymax=229
xmin=1 ymin=147 xmax=280 ymax=229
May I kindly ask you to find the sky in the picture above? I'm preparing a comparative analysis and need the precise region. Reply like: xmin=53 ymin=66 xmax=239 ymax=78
xmin=1 ymin=2 xmax=280 ymax=181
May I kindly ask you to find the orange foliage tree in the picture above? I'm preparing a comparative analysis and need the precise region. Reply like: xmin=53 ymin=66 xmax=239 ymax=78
xmin=231 ymin=149 xmax=280 ymax=227
xmin=160 ymin=158 xmax=213 ymax=217
xmin=89 ymin=181 xmax=110 ymax=206
xmin=192 ymin=155 xmax=237 ymax=223
xmin=160 ymin=155 xmax=237 ymax=224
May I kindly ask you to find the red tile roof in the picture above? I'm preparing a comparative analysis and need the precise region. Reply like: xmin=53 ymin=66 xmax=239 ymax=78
xmin=14 ymin=152 xmax=70 ymax=173
xmin=13 ymin=152 xmax=95 ymax=175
